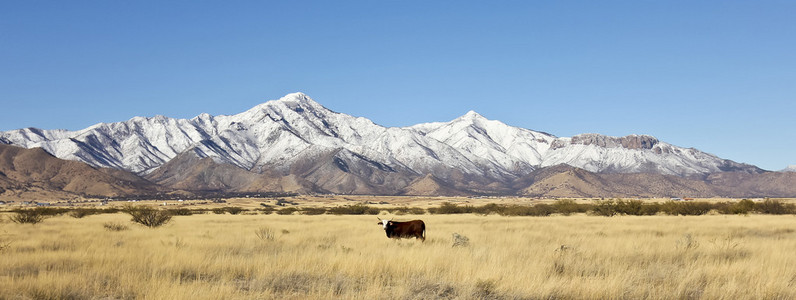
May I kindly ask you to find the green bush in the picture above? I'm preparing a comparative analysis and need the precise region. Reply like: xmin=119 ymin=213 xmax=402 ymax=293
xmin=591 ymin=200 xmax=617 ymax=217
xmin=589 ymin=199 xmax=657 ymax=216
xmin=496 ymin=204 xmax=554 ymax=216
xmin=615 ymin=200 xmax=646 ymax=215
xmin=660 ymin=201 xmax=713 ymax=216
xmin=552 ymin=199 xmax=589 ymax=216
xmin=123 ymin=206 xmax=172 ymax=228
xmin=716 ymin=199 xmax=755 ymax=215
xmin=328 ymin=204 xmax=380 ymax=215
xmin=428 ymin=202 xmax=472 ymax=214
xmin=754 ymin=199 xmax=794 ymax=215
xmin=638 ymin=202 xmax=662 ymax=215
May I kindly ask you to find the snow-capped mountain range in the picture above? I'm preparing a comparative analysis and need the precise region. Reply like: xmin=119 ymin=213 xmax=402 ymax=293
xmin=0 ymin=93 xmax=762 ymax=194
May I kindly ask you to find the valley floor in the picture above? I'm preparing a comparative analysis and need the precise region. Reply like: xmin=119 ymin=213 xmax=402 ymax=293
xmin=2 ymin=213 xmax=796 ymax=299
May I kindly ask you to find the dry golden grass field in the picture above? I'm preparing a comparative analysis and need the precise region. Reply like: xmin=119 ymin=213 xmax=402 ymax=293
xmin=2 ymin=212 xmax=796 ymax=299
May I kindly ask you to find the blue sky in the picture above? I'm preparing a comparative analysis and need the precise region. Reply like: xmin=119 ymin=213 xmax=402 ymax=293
xmin=1 ymin=1 xmax=794 ymax=170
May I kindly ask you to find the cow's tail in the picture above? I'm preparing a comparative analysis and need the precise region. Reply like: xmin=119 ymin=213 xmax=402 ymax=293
xmin=421 ymin=222 xmax=426 ymax=242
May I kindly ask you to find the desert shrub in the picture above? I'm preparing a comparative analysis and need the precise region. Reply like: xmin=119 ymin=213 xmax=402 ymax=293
xmin=409 ymin=207 xmax=427 ymax=215
xmin=754 ymin=199 xmax=794 ymax=215
xmin=275 ymin=198 xmax=297 ymax=206
xmin=123 ymin=206 xmax=172 ymax=228
xmin=225 ymin=207 xmax=245 ymax=215
xmin=589 ymin=199 xmax=656 ymax=216
xmin=428 ymin=202 xmax=472 ymax=214
xmin=68 ymin=208 xmax=100 ymax=218
xmin=472 ymin=203 xmax=501 ymax=215
xmin=9 ymin=209 xmax=48 ymax=224
xmin=27 ymin=207 xmax=69 ymax=216
xmin=615 ymin=199 xmax=646 ymax=215
xmin=212 ymin=207 xmax=227 ymax=215
xmin=717 ymin=199 xmax=755 ymax=215
xmin=169 ymin=208 xmax=194 ymax=216
xmin=552 ymin=199 xmax=589 ymax=215
xmin=0 ymin=238 xmax=10 ymax=252
xmin=659 ymin=201 xmax=678 ymax=215
xmin=391 ymin=206 xmax=427 ymax=215
xmin=300 ymin=207 xmax=327 ymax=215
xmin=255 ymin=226 xmax=276 ymax=241
xmin=677 ymin=233 xmax=699 ymax=251
xmin=497 ymin=204 xmax=554 ymax=216
xmin=591 ymin=200 xmax=617 ymax=217
xmin=660 ymin=201 xmax=713 ymax=216
xmin=103 ymin=222 xmax=129 ymax=231
xmin=258 ymin=206 xmax=275 ymax=215
xmin=389 ymin=206 xmax=410 ymax=215
xmin=276 ymin=207 xmax=298 ymax=215
xmin=328 ymin=204 xmax=380 ymax=215
xmin=472 ymin=280 xmax=499 ymax=299
xmin=452 ymin=232 xmax=470 ymax=247
xmin=639 ymin=202 xmax=662 ymax=215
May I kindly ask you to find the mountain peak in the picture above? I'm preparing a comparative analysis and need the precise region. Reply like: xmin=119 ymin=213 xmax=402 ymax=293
xmin=242 ymin=92 xmax=330 ymax=118
xmin=280 ymin=92 xmax=310 ymax=101
xmin=273 ymin=92 xmax=329 ymax=111
xmin=460 ymin=110 xmax=485 ymax=119
xmin=782 ymin=165 xmax=796 ymax=172
xmin=275 ymin=92 xmax=321 ymax=106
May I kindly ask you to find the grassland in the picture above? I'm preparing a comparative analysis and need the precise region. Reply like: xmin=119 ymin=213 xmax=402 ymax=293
xmin=2 ymin=212 xmax=796 ymax=299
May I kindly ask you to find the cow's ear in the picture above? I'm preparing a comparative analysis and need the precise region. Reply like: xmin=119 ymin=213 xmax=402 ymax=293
xmin=387 ymin=221 xmax=393 ymax=225
xmin=377 ymin=221 xmax=382 ymax=225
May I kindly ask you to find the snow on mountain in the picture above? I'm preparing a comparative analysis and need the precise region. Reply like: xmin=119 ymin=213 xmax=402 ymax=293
xmin=782 ymin=165 xmax=796 ymax=172
xmin=408 ymin=110 xmax=556 ymax=178
xmin=540 ymin=134 xmax=757 ymax=176
xmin=0 ymin=93 xmax=761 ymax=183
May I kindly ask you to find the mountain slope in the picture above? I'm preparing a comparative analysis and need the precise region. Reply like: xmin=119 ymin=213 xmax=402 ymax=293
xmin=401 ymin=174 xmax=469 ymax=196
xmin=0 ymin=144 xmax=159 ymax=200
xmin=514 ymin=165 xmax=794 ymax=198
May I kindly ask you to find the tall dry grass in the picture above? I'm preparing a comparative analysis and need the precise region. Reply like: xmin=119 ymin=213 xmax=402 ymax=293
xmin=2 ymin=213 xmax=796 ymax=299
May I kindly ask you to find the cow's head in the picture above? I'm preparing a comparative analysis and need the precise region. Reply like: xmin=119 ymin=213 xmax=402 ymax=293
xmin=377 ymin=217 xmax=393 ymax=230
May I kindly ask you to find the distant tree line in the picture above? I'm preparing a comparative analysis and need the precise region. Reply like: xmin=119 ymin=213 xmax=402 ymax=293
xmin=7 ymin=199 xmax=795 ymax=225
xmin=83 ymin=191 xmax=299 ymax=201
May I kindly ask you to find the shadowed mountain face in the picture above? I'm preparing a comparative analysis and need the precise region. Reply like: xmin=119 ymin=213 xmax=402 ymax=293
xmin=1 ymin=93 xmax=790 ymax=198
xmin=0 ymin=144 xmax=160 ymax=200
xmin=512 ymin=165 xmax=796 ymax=198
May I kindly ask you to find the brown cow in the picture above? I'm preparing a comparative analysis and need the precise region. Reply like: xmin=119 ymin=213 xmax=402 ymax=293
xmin=377 ymin=217 xmax=425 ymax=242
